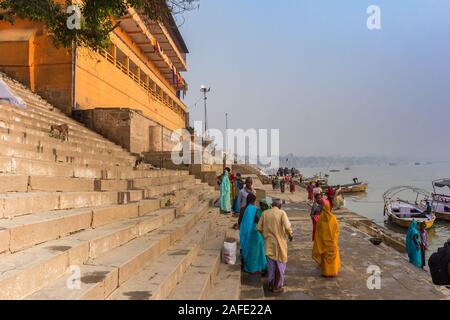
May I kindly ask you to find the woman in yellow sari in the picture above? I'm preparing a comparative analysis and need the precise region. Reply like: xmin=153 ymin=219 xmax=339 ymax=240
xmin=312 ymin=199 xmax=341 ymax=277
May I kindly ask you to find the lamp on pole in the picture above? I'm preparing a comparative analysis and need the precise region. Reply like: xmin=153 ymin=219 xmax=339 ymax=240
xmin=200 ymin=85 xmax=211 ymax=143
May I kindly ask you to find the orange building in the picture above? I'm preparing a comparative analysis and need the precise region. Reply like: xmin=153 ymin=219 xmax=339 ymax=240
xmin=0 ymin=5 xmax=189 ymax=154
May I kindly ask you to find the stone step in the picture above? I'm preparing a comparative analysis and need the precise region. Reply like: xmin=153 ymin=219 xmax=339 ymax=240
xmin=168 ymin=229 xmax=223 ymax=300
xmin=0 ymin=154 xmax=186 ymax=180
xmin=155 ymin=184 xmax=210 ymax=209
xmin=0 ymin=89 xmax=103 ymax=140
xmin=0 ymin=185 xmax=208 ymax=254
xmin=129 ymin=175 xmax=196 ymax=190
xmin=0 ymin=78 xmax=118 ymax=145
xmin=0 ymin=174 xmax=28 ymax=192
xmin=0 ymin=179 xmax=204 ymax=218
xmin=0 ymin=139 xmax=132 ymax=168
xmin=0 ymin=125 xmax=135 ymax=162
xmin=0 ymin=237 xmax=90 ymax=300
xmin=0 ymin=154 xmax=89 ymax=178
xmin=23 ymin=199 xmax=212 ymax=300
xmin=143 ymin=180 xmax=195 ymax=198
xmin=0 ymin=174 xmax=190 ymax=193
xmin=0 ymin=139 xmax=133 ymax=167
xmin=206 ymin=219 xmax=241 ymax=300
xmin=174 ymin=189 xmax=215 ymax=217
xmin=0 ymin=76 xmax=105 ymax=136
xmin=108 ymin=208 xmax=218 ymax=300
xmin=0 ymin=116 xmax=128 ymax=154
xmin=2 ymin=102 xmax=104 ymax=143
xmin=29 ymin=176 xmax=95 ymax=192
xmin=0 ymin=207 xmax=178 ymax=300
xmin=0 ymin=99 xmax=117 ymax=143
xmin=0 ymin=191 xmax=120 ymax=218
xmin=0 ymin=104 xmax=119 ymax=146
xmin=65 ymin=207 xmax=176 ymax=260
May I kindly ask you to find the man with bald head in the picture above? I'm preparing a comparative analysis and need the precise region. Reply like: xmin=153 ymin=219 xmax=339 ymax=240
xmin=257 ymin=198 xmax=293 ymax=293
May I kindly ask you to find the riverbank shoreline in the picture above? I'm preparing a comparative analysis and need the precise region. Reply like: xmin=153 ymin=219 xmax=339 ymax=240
xmin=238 ymin=183 xmax=450 ymax=300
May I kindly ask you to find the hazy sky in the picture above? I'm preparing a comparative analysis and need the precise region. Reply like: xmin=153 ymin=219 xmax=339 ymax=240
xmin=179 ymin=0 xmax=450 ymax=159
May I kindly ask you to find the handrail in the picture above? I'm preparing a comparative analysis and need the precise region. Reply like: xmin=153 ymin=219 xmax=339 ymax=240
xmin=99 ymin=48 xmax=186 ymax=117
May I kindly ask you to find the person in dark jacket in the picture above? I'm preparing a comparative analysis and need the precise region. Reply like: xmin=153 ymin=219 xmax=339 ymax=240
xmin=428 ymin=238 xmax=450 ymax=286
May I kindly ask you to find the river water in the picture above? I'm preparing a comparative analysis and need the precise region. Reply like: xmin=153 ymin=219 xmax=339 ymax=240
xmin=300 ymin=162 xmax=450 ymax=254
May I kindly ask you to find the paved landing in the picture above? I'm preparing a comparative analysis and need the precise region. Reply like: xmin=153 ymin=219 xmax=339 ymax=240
xmin=241 ymin=201 xmax=450 ymax=300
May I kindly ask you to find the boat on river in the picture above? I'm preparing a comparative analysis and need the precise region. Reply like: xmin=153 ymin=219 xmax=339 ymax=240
xmin=383 ymin=186 xmax=435 ymax=229
xmin=430 ymin=179 xmax=450 ymax=221
xmin=340 ymin=181 xmax=369 ymax=194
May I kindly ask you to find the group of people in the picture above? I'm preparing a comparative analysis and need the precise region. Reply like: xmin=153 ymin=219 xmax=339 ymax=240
xmin=218 ymin=168 xmax=294 ymax=293
xmin=272 ymin=175 xmax=297 ymax=194
xmin=221 ymin=170 xmax=341 ymax=294
xmin=307 ymin=181 xmax=344 ymax=210
xmin=406 ymin=220 xmax=429 ymax=269
xmin=219 ymin=169 xmax=450 ymax=290
xmin=218 ymin=168 xmax=255 ymax=215
xmin=406 ymin=220 xmax=450 ymax=287
xmin=239 ymin=195 xmax=294 ymax=293
xmin=277 ymin=167 xmax=299 ymax=177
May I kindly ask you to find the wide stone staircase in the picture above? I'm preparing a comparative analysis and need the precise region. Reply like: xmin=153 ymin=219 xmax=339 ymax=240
xmin=0 ymin=73 xmax=240 ymax=300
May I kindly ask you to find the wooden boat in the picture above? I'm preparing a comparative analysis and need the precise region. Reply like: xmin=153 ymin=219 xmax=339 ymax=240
xmin=340 ymin=182 xmax=368 ymax=194
xmin=330 ymin=179 xmax=368 ymax=194
xmin=430 ymin=179 xmax=450 ymax=221
xmin=329 ymin=169 xmax=340 ymax=173
xmin=383 ymin=186 xmax=436 ymax=229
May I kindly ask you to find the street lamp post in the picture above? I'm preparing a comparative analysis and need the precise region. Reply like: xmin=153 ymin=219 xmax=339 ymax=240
xmin=200 ymin=85 xmax=211 ymax=144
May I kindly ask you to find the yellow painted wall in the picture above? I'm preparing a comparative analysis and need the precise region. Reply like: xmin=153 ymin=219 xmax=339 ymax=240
xmin=0 ymin=18 xmax=187 ymax=130
xmin=75 ymin=44 xmax=186 ymax=131
xmin=0 ymin=20 xmax=73 ymax=112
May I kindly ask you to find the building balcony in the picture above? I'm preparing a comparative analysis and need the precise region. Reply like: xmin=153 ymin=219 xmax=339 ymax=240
xmin=116 ymin=8 xmax=187 ymax=91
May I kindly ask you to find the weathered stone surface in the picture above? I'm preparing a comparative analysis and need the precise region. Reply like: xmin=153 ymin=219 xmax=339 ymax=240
xmin=94 ymin=179 xmax=128 ymax=192
xmin=0 ymin=228 xmax=10 ymax=254
xmin=4 ymin=208 xmax=93 ymax=252
xmin=138 ymin=199 xmax=161 ymax=216
xmin=59 ymin=191 xmax=118 ymax=210
xmin=0 ymin=174 xmax=28 ymax=192
xmin=109 ymin=211 xmax=216 ymax=300
xmin=29 ymin=176 xmax=95 ymax=192
xmin=91 ymin=203 xmax=139 ymax=228
xmin=0 ymin=192 xmax=60 ymax=218
xmin=26 ymin=265 xmax=119 ymax=300
xmin=0 ymin=238 xmax=89 ymax=300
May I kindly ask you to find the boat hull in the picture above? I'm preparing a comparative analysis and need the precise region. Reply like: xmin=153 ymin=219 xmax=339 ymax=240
xmin=341 ymin=183 xmax=368 ymax=194
xmin=387 ymin=213 xmax=435 ymax=229
xmin=434 ymin=212 xmax=450 ymax=222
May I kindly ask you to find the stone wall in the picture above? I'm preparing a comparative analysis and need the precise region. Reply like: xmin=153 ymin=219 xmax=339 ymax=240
xmin=73 ymin=108 xmax=177 ymax=155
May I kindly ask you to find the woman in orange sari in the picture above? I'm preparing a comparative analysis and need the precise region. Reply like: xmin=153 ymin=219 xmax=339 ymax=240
xmin=312 ymin=200 xmax=341 ymax=277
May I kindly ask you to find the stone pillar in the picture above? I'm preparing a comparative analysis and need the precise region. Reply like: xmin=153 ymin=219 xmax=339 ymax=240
xmin=149 ymin=125 xmax=163 ymax=152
